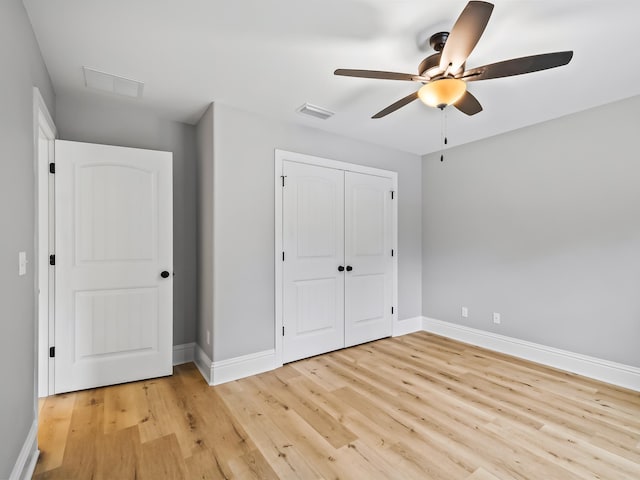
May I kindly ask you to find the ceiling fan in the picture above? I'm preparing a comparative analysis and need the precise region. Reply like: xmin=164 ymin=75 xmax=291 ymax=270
xmin=334 ymin=1 xmax=573 ymax=118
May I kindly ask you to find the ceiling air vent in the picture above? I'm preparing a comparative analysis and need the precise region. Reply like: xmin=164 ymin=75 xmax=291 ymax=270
xmin=296 ymin=103 xmax=334 ymax=120
xmin=82 ymin=66 xmax=144 ymax=98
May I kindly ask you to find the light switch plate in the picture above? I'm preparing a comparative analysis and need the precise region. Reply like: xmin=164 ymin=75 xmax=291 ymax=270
xmin=19 ymin=251 xmax=27 ymax=276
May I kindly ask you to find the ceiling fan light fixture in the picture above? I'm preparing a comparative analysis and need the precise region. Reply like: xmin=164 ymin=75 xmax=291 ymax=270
xmin=418 ymin=78 xmax=467 ymax=109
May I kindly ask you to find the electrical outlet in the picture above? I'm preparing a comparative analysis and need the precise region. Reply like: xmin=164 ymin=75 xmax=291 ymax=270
xmin=461 ymin=306 xmax=468 ymax=318
xmin=206 ymin=330 xmax=211 ymax=345
xmin=493 ymin=312 xmax=501 ymax=324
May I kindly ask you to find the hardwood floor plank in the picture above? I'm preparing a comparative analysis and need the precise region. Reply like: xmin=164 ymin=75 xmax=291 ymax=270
xmin=138 ymin=434 xmax=189 ymax=480
xmin=94 ymin=425 xmax=142 ymax=480
xmin=184 ymin=447 xmax=232 ymax=480
xmin=465 ymin=467 xmax=503 ymax=480
xmin=228 ymin=449 xmax=281 ymax=480
xmin=256 ymin=371 xmax=358 ymax=449
xmin=33 ymin=393 xmax=75 ymax=474
xmin=103 ymin=381 xmax=148 ymax=435
xmin=220 ymin=380 xmax=323 ymax=480
xmin=55 ymin=389 xmax=104 ymax=479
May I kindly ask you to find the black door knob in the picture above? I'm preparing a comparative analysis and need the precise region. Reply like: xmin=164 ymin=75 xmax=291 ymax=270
xmin=161 ymin=271 xmax=170 ymax=278
xmin=338 ymin=265 xmax=345 ymax=272
xmin=346 ymin=265 xmax=353 ymax=272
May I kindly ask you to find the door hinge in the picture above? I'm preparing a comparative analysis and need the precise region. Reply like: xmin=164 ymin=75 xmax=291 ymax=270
xmin=49 ymin=163 xmax=55 ymax=174
xmin=391 ymin=306 xmax=394 ymax=315
xmin=49 ymin=346 xmax=55 ymax=358
xmin=282 ymin=251 xmax=285 ymax=261
xmin=391 ymin=249 xmax=394 ymax=257
xmin=49 ymin=254 xmax=55 ymax=266
xmin=281 ymin=175 xmax=286 ymax=187
xmin=391 ymin=190 xmax=395 ymax=199
xmin=282 ymin=326 xmax=285 ymax=336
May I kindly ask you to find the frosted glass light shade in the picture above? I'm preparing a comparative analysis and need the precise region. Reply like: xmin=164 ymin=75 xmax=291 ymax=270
xmin=418 ymin=78 xmax=467 ymax=108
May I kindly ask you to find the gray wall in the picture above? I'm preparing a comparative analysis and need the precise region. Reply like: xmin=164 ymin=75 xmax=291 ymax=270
xmin=210 ymin=103 xmax=422 ymax=361
xmin=55 ymin=93 xmax=198 ymax=346
xmin=195 ymin=104 xmax=214 ymax=359
xmin=422 ymin=95 xmax=640 ymax=367
xmin=0 ymin=0 xmax=55 ymax=477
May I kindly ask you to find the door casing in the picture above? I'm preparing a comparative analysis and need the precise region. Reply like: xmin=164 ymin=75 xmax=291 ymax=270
xmin=274 ymin=149 xmax=398 ymax=367
xmin=34 ymin=87 xmax=57 ymax=398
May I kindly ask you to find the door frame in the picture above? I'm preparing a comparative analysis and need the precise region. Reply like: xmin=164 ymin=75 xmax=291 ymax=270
xmin=33 ymin=87 xmax=57 ymax=397
xmin=274 ymin=149 xmax=398 ymax=367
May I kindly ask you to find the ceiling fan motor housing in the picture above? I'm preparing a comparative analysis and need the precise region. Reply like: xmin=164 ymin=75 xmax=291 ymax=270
xmin=419 ymin=52 xmax=465 ymax=80
xmin=429 ymin=31 xmax=449 ymax=51
xmin=419 ymin=53 xmax=441 ymax=77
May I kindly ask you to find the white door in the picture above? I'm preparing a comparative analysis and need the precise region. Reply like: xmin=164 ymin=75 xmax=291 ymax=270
xmin=54 ymin=140 xmax=173 ymax=394
xmin=282 ymin=161 xmax=345 ymax=363
xmin=344 ymin=172 xmax=393 ymax=347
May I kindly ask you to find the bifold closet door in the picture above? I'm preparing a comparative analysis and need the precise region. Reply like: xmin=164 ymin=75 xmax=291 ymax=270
xmin=282 ymin=161 xmax=345 ymax=363
xmin=344 ymin=172 xmax=393 ymax=347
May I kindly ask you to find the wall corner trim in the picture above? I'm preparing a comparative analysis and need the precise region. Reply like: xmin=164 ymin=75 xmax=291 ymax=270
xmin=211 ymin=349 xmax=277 ymax=386
xmin=172 ymin=343 xmax=196 ymax=366
xmin=193 ymin=346 xmax=276 ymax=386
xmin=422 ymin=317 xmax=640 ymax=392
xmin=9 ymin=420 xmax=39 ymax=480
xmin=392 ymin=316 xmax=423 ymax=337
xmin=194 ymin=344 xmax=214 ymax=385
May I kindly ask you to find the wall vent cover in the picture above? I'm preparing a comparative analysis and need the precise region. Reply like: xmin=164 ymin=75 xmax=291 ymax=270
xmin=296 ymin=103 xmax=334 ymax=120
xmin=83 ymin=66 xmax=144 ymax=98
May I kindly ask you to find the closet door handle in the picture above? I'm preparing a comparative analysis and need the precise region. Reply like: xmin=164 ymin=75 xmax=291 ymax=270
xmin=338 ymin=265 xmax=345 ymax=272
xmin=346 ymin=265 xmax=353 ymax=272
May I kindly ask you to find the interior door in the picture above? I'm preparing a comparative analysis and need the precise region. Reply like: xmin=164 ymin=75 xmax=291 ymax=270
xmin=54 ymin=140 xmax=173 ymax=393
xmin=344 ymin=172 xmax=393 ymax=347
xmin=282 ymin=161 xmax=345 ymax=363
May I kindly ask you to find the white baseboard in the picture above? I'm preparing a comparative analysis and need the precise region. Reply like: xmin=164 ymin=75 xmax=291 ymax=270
xmin=10 ymin=420 xmax=39 ymax=480
xmin=194 ymin=344 xmax=214 ymax=385
xmin=173 ymin=342 xmax=195 ymax=365
xmin=422 ymin=317 xmax=640 ymax=392
xmin=212 ymin=349 xmax=277 ymax=386
xmin=192 ymin=345 xmax=277 ymax=386
xmin=393 ymin=316 xmax=423 ymax=337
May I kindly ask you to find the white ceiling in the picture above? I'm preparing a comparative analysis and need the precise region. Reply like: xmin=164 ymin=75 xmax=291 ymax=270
xmin=23 ymin=0 xmax=640 ymax=155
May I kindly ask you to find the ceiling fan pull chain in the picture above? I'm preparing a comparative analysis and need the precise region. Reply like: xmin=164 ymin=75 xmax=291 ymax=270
xmin=440 ymin=106 xmax=447 ymax=162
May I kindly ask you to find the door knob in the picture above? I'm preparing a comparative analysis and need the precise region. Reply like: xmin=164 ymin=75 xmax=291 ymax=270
xmin=346 ymin=265 xmax=353 ymax=272
xmin=338 ymin=265 xmax=345 ymax=272
xmin=161 ymin=271 xmax=170 ymax=278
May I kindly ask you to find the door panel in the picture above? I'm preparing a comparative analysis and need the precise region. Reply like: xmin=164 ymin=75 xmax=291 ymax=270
xmin=75 ymin=287 xmax=158 ymax=357
xmin=344 ymin=172 xmax=393 ymax=347
xmin=282 ymin=161 xmax=344 ymax=363
xmin=54 ymin=140 xmax=172 ymax=393
xmin=76 ymin=164 xmax=155 ymax=262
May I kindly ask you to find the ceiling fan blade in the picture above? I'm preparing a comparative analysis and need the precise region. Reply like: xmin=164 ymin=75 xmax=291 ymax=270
xmin=335 ymin=69 xmax=427 ymax=82
xmin=372 ymin=91 xmax=419 ymax=119
xmin=440 ymin=1 xmax=494 ymax=73
xmin=454 ymin=91 xmax=483 ymax=116
xmin=460 ymin=51 xmax=574 ymax=82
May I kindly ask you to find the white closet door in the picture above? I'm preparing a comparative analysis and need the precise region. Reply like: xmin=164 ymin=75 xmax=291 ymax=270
xmin=54 ymin=140 xmax=173 ymax=393
xmin=282 ymin=161 xmax=345 ymax=363
xmin=344 ymin=171 xmax=393 ymax=347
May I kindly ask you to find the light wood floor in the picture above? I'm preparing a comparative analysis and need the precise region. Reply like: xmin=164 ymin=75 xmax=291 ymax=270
xmin=34 ymin=332 xmax=640 ymax=479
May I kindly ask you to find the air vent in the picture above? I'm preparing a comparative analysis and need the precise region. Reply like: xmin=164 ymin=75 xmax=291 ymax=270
xmin=296 ymin=103 xmax=334 ymax=120
xmin=82 ymin=67 xmax=144 ymax=98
